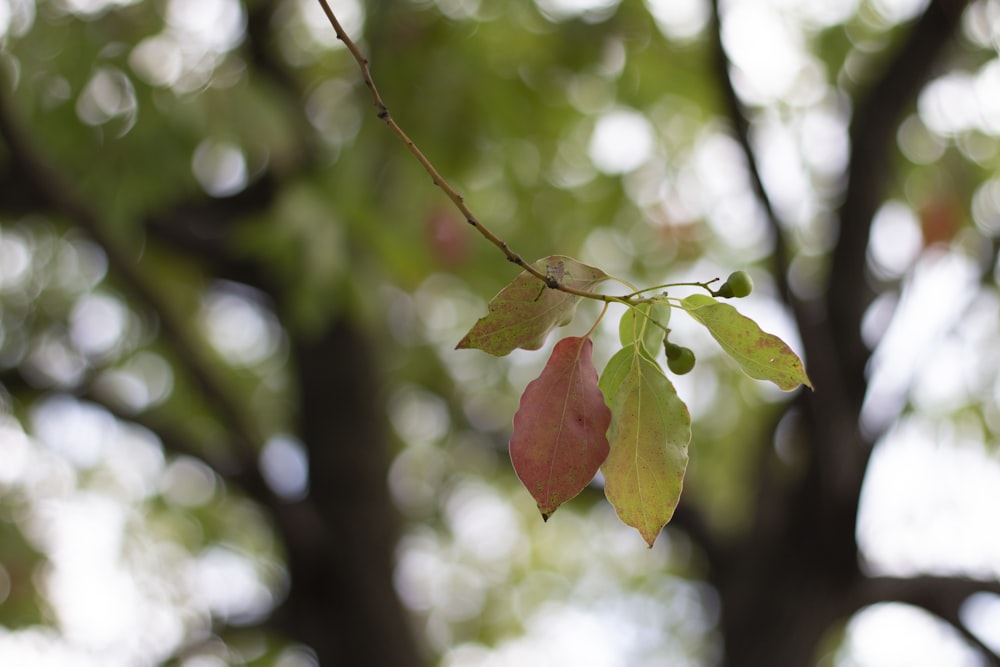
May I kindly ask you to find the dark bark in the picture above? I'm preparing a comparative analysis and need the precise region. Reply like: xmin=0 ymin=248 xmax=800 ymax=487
xmin=270 ymin=318 xmax=422 ymax=667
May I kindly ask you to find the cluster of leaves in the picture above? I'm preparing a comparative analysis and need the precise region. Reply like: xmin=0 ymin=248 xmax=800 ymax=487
xmin=458 ymin=256 xmax=811 ymax=546
xmin=314 ymin=0 xmax=811 ymax=548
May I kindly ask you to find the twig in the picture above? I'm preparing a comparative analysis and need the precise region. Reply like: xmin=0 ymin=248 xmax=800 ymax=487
xmin=315 ymin=0 xmax=622 ymax=303
xmin=707 ymin=0 xmax=793 ymax=303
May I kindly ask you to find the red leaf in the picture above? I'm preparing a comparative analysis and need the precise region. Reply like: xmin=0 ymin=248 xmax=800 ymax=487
xmin=510 ymin=336 xmax=612 ymax=519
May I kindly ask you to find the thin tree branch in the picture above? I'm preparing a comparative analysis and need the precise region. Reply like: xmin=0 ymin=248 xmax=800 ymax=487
xmin=809 ymin=0 xmax=974 ymax=513
xmin=0 ymin=164 xmax=47 ymax=215
xmin=853 ymin=574 xmax=1000 ymax=664
xmin=829 ymin=0 xmax=971 ymax=410
xmin=0 ymin=85 xmax=265 ymax=462
xmin=707 ymin=0 xmax=793 ymax=303
xmin=315 ymin=0 xmax=624 ymax=302
xmin=707 ymin=0 xmax=867 ymax=539
xmin=142 ymin=173 xmax=284 ymax=294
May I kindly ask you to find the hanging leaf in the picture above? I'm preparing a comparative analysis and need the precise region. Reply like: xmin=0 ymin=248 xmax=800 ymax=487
xmin=599 ymin=346 xmax=691 ymax=547
xmin=456 ymin=256 xmax=609 ymax=356
xmin=618 ymin=301 xmax=671 ymax=356
xmin=681 ymin=294 xmax=812 ymax=391
xmin=510 ymin=336 xmax=611 ymax=520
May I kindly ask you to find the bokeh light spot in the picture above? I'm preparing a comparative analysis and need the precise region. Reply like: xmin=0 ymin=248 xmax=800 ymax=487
xmin=259 ymin=435 xmax=309 ymax=501
xmin=199 ymin=283 xmax=280 ymax=366
xmin=192 ymin=140 xmax=249 ymax=198
xmin=69 ymin=292 xmax=129 ymax=359
xmin=160 ymin=456 xmax=217 ymax=508
xmin=534 ymin=0 xmax=620 ymax=22
xmin=74 ymin=67 xmax=137 ymax=134
xmin=588 ymin=109 xmax=655 ymax=174
xmin=867 ymin=201 xmax=922 ymax=278
xmin=645 ymin=0 xmax=709 ymax=41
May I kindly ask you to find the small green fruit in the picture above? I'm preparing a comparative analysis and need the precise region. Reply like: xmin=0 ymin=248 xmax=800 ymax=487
xmin=664 ymin=342 xmax=696 ymax=375
xmin=718 ymin=270 xmax=753 ymax=298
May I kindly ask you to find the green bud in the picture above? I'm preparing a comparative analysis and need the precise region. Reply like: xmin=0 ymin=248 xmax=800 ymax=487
xmin=718 ymin=270 xmax=753 ymax=298
xmin=664 ymin=342 xmax=696 ymax=375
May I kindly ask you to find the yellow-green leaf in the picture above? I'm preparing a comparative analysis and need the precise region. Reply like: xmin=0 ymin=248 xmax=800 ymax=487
xmin=618 ymin=301 xmax=671 ymax=357
xmin=456 ymin=256 xmax=609 ymax=356
xmin=598 ymin=346 xmax=691 ymax=547
xmin=681 ymin=294 xmax=812 ymax=391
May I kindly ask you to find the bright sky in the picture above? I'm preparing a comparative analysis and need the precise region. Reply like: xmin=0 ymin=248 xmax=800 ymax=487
xmin=2 ymin=0 xmax=1000 ymax=664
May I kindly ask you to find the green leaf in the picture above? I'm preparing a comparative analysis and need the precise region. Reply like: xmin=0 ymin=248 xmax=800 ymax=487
xmin=510 ymin=336 xmax=612 ymax=520
xmin=456 ymin=256 xmax=609 ymax=356
xmin=681 ymin=294 xmax=812 ymax=391
xmin=598 ymin=346 xmax=691 ymax=547
xmin=618 ymin=301 xmax=671 ymax=356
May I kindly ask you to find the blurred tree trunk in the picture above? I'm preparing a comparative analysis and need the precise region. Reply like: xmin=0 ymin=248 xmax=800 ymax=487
xmin=270 ymin=318 xmax=422 ymax=667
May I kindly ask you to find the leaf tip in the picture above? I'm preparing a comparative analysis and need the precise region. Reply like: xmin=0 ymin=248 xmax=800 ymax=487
xmin=540 ymin=509 xmax=553 ymax=522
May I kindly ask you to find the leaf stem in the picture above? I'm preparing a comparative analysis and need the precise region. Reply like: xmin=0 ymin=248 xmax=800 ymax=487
xmin=624 ymin=279 xmax=720 ymax=300
xmin=605 ymin=272 xmax=641 ymax=293
xmin=583 ymin=302 xmax=610 ymax=338
xmin=623 ymin=301 xmax=671 ymax=338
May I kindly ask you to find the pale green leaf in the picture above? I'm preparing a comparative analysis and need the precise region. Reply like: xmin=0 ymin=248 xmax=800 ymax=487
xmin=598 ymin=346 xmax=691 ymax=547
xmin=681 ymin=294 xmax=812 ymax=391
xmin=618 ymin=301 xmax=671 ymax=357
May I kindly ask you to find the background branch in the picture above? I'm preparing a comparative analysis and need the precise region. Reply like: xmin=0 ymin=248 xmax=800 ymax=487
xmin=829 ymin=0 xmax=971 ymax=410
xmin=708 ymin=0 xmax=793 ymax=303
xmin=142 ymin=172 xmax=285 ymax=293
xmin=0 ymin=85 xmax=265 ymax=462
xmin=854 ymin=575 xmax=1000 ymax=663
